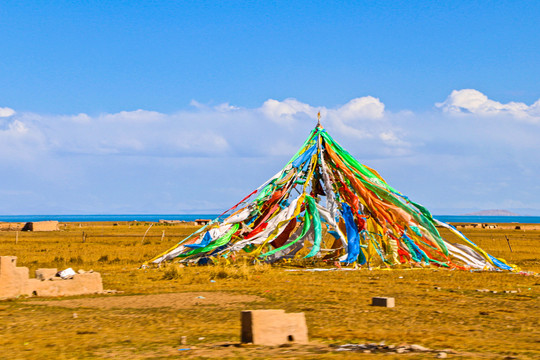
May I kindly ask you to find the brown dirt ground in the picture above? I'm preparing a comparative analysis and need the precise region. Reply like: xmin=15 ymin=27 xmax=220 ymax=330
xmin=26 ymin=291 xmax=265 ymax=309
xmin=1 ymin=222 xmax=538 ymax=359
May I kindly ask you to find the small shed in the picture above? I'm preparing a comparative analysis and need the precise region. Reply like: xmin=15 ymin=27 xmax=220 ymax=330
xmin=22 ymin=221 xmax=59 ymax=232
xmin=195 ymin=219 xmax=211 ymax=226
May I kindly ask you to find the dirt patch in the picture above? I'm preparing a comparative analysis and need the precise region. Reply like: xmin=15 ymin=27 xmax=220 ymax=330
xmin=26 ymin=292 xmax=264 ymax=309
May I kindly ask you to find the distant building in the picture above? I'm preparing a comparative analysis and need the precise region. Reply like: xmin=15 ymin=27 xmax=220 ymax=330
xmin=195 ymin=219 xmax=211 ymax=226
xmin=22 ymin=221 xmax=59 ymax=231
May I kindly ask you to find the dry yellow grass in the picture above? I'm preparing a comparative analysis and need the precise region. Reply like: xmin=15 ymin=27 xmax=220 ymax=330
xmin=0 ymin=222 xmax=539 ymax=359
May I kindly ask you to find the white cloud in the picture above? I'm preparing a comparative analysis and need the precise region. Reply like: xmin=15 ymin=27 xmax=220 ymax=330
xmin=256 ymin=96 xmax=389 ymax=142
xmin=100 ymin=109 xmax=165 ymax=122
xmin=260 ymin=96 xmax=385 ymax=124
xmin=69 ymin=113 xmax=92 ymax=123
xmin=214 ymin=102 xmax=240 ymax=112
xmin=0 ymin=107 xmax=15 ymax=117
xmin=0 ymin=118 xmax=46 ymax=161
xmin=7 ymin=120 xmax=28 ymax=134
xmin=260 ymin=98 xmax=318 ymax=122
xmin=436 ymin=89 xmax=540 ymax=121
xmin=189 ymin=100 xmax=205 ymax=109
xmin=332 ymin=96 xmax=385 ymax=120
xmin=380 ymin=131 xmax=402 ymax=144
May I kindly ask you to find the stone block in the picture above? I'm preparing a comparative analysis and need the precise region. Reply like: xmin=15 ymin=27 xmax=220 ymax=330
xmin=372 ymin=297 xmax=395 ymax=307
xmin=35 ymin=268 xmax=58 ymax=280
xmin=241 ymin=309 xmax=308 ymax=345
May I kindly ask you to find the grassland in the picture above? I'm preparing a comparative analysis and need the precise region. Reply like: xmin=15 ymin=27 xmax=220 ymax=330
xmin=0 ymin=222 xmax=539 ymax=359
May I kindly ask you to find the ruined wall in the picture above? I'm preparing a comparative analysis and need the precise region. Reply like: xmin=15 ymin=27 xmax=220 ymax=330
xmin=0 ymin=223 xmax=25 ymax=231
xmin=0 ymin=256 xmax=103 ymax=300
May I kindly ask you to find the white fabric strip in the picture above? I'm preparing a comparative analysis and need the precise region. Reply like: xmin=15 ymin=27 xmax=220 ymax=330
xmin=223 ymin=205 xmax=254 ymax=225
xmin=315 ymin=203 xmax=347 ymax=248
xmin=227 ymin=197 xmax=300 ymax=252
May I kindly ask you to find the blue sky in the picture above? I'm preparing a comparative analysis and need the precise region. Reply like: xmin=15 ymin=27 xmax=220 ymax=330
xmin=1 ymin=1 xmax=539 ymax=215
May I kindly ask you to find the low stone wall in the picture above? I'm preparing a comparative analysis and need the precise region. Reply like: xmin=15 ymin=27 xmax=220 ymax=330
xmin=449 ymin=223 xmax=540 ymax=230
xmin=0 ymin=256 xmax=103 ymax=300
xmin=0 ymin=223 xmax=25 ymax=231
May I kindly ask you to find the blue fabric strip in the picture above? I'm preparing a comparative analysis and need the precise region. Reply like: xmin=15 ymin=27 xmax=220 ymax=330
xmin=328 ymin=230 xmax=340 ymax=240
xmin=341 ymin=203 xmax=361 ymax=264
xmin=488 ymin=254 xmax=512 ymax=270
xmin=291 ymin=144 xmax=317 ymax=170
xmin=402 ymin=232 xmax=430 ymax=263
xmin=185 ymin=231 xmax=213 ymax=249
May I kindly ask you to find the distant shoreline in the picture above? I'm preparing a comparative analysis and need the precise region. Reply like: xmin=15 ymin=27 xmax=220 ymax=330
xmin=2 ymin=214 xmax=540 ymax=224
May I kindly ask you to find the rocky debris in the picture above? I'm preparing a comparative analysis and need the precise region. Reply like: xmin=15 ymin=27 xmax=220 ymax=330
xmin=159 ymin=219 xmax=182 ymax=224
xmin=410 ymin=344 xmax=430 ymax=352
xmin=101 ymin=289 xmax=123 ymax=294
xmin=441 ymin=349 xmax=457 ymax=354
xmin=332 ymin=343 xmax=452 ymax=356
xmin=477 ymin=288 xmax=520 ymax=294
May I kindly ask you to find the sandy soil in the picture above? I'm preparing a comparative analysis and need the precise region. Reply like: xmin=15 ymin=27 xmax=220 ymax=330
xmin=26 ymin=291 xmax=265 ymax=309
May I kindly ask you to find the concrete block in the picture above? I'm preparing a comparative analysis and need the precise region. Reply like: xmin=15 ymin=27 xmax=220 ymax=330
xmin=35 ymin=268 xmax=58 ymax=280
xmin=241 ymin=309 xmax=308 ymax=345
xmin=372 ymin=297 xmax=395 ymax=307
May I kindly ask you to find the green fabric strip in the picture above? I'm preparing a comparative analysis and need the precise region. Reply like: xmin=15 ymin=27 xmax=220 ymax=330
xmin=304 ymin=195 xmax=322 ymax=258
xmin=179 ymin=223 xmax=240 ymax=258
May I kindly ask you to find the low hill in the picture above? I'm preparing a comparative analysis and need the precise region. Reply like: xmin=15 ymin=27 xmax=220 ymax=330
xmin=464 ymin=209 xmax=521 ymax=216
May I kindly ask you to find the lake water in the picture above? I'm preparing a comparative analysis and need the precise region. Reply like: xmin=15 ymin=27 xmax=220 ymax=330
xmin=1 ymin=214 xmax=540 ymax=224
xmin=0 ymin=214 xmax=220 ymax=223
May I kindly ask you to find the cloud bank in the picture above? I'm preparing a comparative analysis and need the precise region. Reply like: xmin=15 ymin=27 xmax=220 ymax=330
xmin=1 ymin=89 xmax=540 ymax=215
xmin=437 ymin=89 xmax=540 ymax=121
